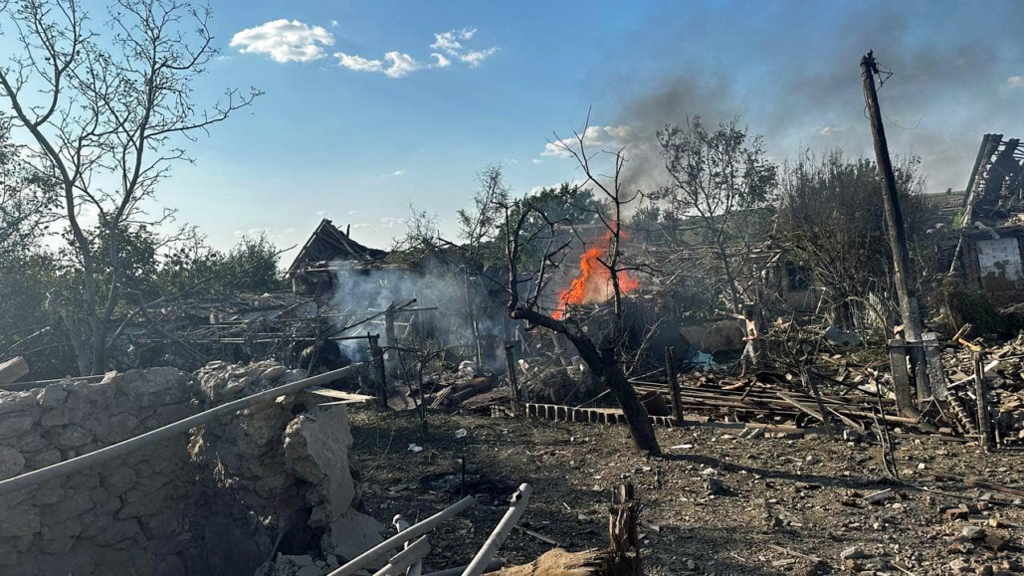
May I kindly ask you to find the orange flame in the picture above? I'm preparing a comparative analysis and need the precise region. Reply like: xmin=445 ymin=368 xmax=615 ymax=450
xmin=552 ymin=229 xmax=640 ymax=320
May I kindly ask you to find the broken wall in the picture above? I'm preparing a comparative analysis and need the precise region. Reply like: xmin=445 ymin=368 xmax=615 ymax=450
xmin=0 ymin=368 xmax=198 ymax=576
xmin=188 ymin=360 xmax=384 ymax=576
xmin=0 ymin=362 xmax=381 ymax=576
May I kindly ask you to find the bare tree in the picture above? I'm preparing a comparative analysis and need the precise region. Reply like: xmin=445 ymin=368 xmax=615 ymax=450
xmin=653 ymin=116 xmax=778 ymax=312
xmin=0 ymin=0 xmax=260 ymax=374
xmin=497 ymin=117 xmax=661 ymax=455
xmin=456 ymin=165 xmax=508 ymax=367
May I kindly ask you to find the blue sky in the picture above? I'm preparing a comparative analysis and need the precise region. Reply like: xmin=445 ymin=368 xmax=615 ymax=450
xmin=59 ymin=0 xmax=1024 ymax=253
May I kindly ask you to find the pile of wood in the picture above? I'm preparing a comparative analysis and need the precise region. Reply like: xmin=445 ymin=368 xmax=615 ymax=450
xmin=938 ymin=331 xmax=1024 ymax=447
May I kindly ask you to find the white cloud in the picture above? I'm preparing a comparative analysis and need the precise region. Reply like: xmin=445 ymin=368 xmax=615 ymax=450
xmin=333 ymin=26 xmax=495 ymax=78
xmin=337 ymin=51 xmax=425 ymax=77
xmin=1007 ymin=76 xmax=1024 ymax=88
xmin=458 ymin=47 xmax=498 ymax=67
xmin=541 ymin=125 xmax=632 ymax=157
xmin=529 ymin=181 xmax=582 ymax=196
xmin=431 ymin=53 xmax=451 ymax=68
xmin=818 ymin=125 xmax=843 ymax=136
xmin=430 ymin=28 xmax=497 ymax=67
xmin=382 ymin=52 xmax=421 ymax=78
xmin=331 ymin=19 xmax=339 ymax=27
xmin=381 ymin=169 xmax=406 ymax=177
xmin=230 ymin=20 xmax=334 ymax=63
xmin=379 ymin=217 xmax=408 ymax=227
xmin=336 ymin=52 xmax=384 ymax=73
xmin=532 ymin=159 xmax=544 ymax=164
xmin=337 ymin=218 xmax=408 ymax=231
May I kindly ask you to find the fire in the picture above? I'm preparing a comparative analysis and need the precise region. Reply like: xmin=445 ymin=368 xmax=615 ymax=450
xmin=552 ymin=230 xmax=640 ymax=320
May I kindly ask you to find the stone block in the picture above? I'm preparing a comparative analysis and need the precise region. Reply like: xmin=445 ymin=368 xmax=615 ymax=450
xmin=37 ymin=548 xmax=96 ymax=576
xmin=0 ymin=391 xmax=38 ymax=415
xmin=0 ymin=413 xmax=36 ymax=439
xmin=260 ymin=365 xmax=287 ymax=381
xmin=15 ymin=431 xmax=49 ymax=453
xmin=92 ymin=412 xmax=139 ymax=444
xmin=0 ymin=445 xmax=25 ymax=480
xmin=27 ymin=449 xmax=62 ymax=469
xmin=146 ymin=403 xmax=193 ymax=428
xmin=50 ymin=488 xmax=95 ymax=519
xmin=101 ymin=466 xmax=138 ymax=496
xmin=46 ymin=424 xmax=93 ymax=449
xmin=0 ymin=503 xmax=40 ymax=537
xmin=37 ymin=384 xmax=67 ymax=408
xmin=93 ymin=518 xmax=140 ymax=546
xmin=114 ymin=367 xmax=190 ymax=408
xmin=32 ymin=480 xmax=65 ymax=505
xmin=40 ymin=408 xmax=69 ymax=426
xmin=39 ymin=516 xmax=82 ymax=554
xmin=326 ymin=510 xmax=384 ymax=564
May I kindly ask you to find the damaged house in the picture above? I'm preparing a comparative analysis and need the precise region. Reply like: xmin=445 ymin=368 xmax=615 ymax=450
xmin=948 ymin=134 xmax=1024 ymax=304
xmin=287 ymin=219 xmax=389 ymax=296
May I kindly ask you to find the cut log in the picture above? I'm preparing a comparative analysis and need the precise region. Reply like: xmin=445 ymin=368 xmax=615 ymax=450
xmin=0 ymin=357 xmax=29 ymax=385
xmin=482 ymin=548 xmax=602 ymax=576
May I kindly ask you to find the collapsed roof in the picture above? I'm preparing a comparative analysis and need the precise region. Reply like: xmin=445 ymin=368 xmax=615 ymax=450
xmin=287 ymin=219 xmax=387 ymax=276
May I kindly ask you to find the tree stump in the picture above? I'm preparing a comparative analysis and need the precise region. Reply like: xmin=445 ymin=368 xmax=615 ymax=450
xmin=484 ymin=484 xmax=642 ymax=576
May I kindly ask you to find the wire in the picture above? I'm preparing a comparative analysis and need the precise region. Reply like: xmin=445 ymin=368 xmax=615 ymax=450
xmin=866 ymin=56 xmax=921 ymax=131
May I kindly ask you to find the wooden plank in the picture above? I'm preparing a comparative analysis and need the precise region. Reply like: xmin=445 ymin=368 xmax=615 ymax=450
xmin=923 ymin=332 xmax=947 ymax=400
xmin=0 ymin=357 xmax=29 ymax=385
xmin=305 ymin=387 xmax=376 ymax=402
xmin=802 ymin=368 xmax=835 ymax=440
xmin=887 ymin=339 xmax=913 ymax=414
xmin=777 ymin=391 xmax=828 ymax=426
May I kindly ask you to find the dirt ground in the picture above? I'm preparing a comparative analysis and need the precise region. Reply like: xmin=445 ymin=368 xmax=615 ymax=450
xmin=348 ymin=408 xmax=1024 ymax=576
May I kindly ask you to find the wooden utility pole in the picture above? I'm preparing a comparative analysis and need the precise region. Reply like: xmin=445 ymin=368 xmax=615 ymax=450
xmin=860 ymin=50 xmax=929 ymax=410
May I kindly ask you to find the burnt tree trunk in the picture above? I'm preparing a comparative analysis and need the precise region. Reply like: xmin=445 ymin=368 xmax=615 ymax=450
xmin=508 ymin=307 xmax=661 ymax=456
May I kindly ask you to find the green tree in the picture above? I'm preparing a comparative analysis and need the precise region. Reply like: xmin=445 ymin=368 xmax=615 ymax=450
xmin=222 ymin=233 xmax=286 ymax=293
xmin=0 ymin=0 xmax=260 ymax=374
xmin=0 ymin=114 xmax=58 ymax=263
xmin=653 ymin=116 xmax=778 ymax=312
xmin=774 ymin=150 xmax=925 ymax=328
xmin=156 ymin=231 xmax=285 ymax=297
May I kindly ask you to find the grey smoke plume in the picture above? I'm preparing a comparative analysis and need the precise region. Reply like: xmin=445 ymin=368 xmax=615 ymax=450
xmin=328 ymin=261 xmax=507 ymax=362
xmin=588 ymin=0 xmax=1024 ymax=194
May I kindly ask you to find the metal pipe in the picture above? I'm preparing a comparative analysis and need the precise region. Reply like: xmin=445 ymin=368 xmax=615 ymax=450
xmin=371 ymin=536 xmax=431 ymax=576
xmin=460 ymin=484 xmax=532 ymax=576
xmin=393 ymin=515 xmax=421 ymax=576
xmin=393 ymin=514 xmax=411 ymax=544
xmin=0 ymin=374 xmax=104 ymax=392
xmin=0 ymin=363 xmax=365 ymax=496
xmin=328 ymin=496 xmax=476 ymax=576
xmin=421 ymin=559 xmax=503 ymax=576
